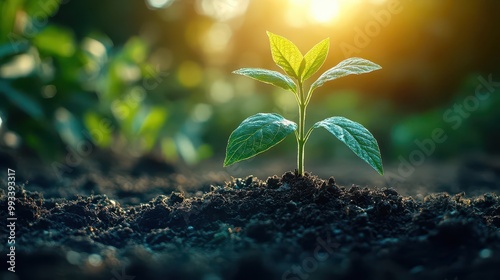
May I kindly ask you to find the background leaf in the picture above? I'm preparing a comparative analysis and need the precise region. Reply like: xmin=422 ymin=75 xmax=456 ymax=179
xmin=267 ymin=31 xmax=303 ymax=79
xmin=0 ymin=0 xmax=22 ymax=44
xmin=311 ymin=57 xmax=381 ymax=90
xmin=313 ymin=116 xmax=383 ymax=175
xmin=0 ymin=81 xmax=44 ymax=118
xmin=224 ymin=113 xmax=297 ymax=166
xmin=25 ymin=0 xmax=62 ymax=20
xmin=233 ymin=68 xmax=297 ymax=93
xmin=0 ymin=42 xmax=29 ymax=59
xmin=33 ymin=25 xmax=75 ymax=57
xmin=301 ymin=38 xmax=329 ymax=81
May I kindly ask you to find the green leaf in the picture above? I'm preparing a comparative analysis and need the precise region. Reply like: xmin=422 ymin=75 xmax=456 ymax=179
xmin=301 ymin=38 xmax=329 ymax=81
xmin=267 ymin=31 xmax=303 ymax=79
xmin=0 ymin=42 xmax=29 ymax=59
xmin=84 ymin=112 xmax=112 ymax=147
xmin=224 ymin=113 xmax=297 ymax=166
xmin=311 ymin=57 xmax=381 ymax=90
xmin=33 ymin=26 xmax=75 ymax=57
xmin=0 ymin=0 xmax=22 ymax=45
xmin=233 ymin=68 xmax=297 ymax=93
xmin=25 ymin=0 xmax=62 ymax=21
xmin=313 ymin=117 xmax=383 ymax=175
xmin=0 ymin=81 xmax=44 ymax=118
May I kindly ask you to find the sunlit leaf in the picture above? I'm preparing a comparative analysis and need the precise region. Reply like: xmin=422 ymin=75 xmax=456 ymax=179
xmin=140 ymin=107 xmax=168 ymax=133
xmin=0 ymin=0 xmax=22 ymax=45
xmin=25 ymin=0 xmax=62 ymax=21
xmin=224 ymin=113 xmax=297 ymax=166
xmin=301 ymin=38 xmax=329 ymax=81
xmin=138 ymin=106 xmax=168 ymax=150
xmin=83 ymin=112 xmax=112 ymax=147
xmin=314 ymin=116 xmax=383 ymax=175
xmin=33 ymin=26 xmax=75 ymax=57
xmin=311 ymin=57 xmax=381 ymax=90
xmin=123 ymin=37 xmax=148 ymax=63
xmin=233 ymin=68 xmax=297 ymax=93
xmin=267 ymin=31 xmax=303 ymax=79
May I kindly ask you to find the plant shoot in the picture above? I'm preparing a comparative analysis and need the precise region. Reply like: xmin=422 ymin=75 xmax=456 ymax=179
xmin=224 ymin=32 xmax=384 ymax=176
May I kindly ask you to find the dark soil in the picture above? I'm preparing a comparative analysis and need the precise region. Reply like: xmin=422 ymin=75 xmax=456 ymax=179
xmin=1 ymin=155 xmax=500 ymax=280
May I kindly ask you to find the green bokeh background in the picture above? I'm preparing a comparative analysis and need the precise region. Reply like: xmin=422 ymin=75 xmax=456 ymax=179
xmin=1 ymin=0 xmax=499 ymax=168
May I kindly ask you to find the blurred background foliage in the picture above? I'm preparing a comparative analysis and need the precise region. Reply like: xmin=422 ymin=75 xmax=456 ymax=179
xmin=0 ymin=0 xmax=499 ymax=169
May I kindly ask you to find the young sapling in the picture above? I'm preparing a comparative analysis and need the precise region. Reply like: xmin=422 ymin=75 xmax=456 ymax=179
xmin=224 ymin=32 xmax=383 ymax=176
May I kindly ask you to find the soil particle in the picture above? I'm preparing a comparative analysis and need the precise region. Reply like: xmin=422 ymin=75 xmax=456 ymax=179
xmin=1 ymin=171 xmax=500 ymax=280
xmin=245 ymin=219 xmax=275 ymax=243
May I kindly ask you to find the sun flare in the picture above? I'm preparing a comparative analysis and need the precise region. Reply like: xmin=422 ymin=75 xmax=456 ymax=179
xmin=285 ymin=0 xmax=351 ymax=25
xmin=309 ymin=0 xmax=341 ymax=23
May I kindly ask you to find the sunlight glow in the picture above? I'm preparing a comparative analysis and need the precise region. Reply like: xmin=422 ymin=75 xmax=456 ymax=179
xmin=285 ymin=0 xmax=354 ymax=26
xmin=146 ymin=0 xmax=175 ymax=10
xmin=4 ymin=132 xmax=20 ymax=148
xmin=82 ymin=37 xmax=106 ymax=59
xmin=203 ymin=23 xmax=233 ymax=54
xmin=210 ymin=79 xmax=234 ymax=103
xmin=195 ymin=0 xmax=249 ymax=22
xmin=309 ymin=0 xmax=341 ymax=23
xmin=177 ymin=61 xmax=203 ymax=88
xmin=0 ymin=54 xmax=35 ymax=78
xmin=191 ymin=103 xmax=213 ymax=123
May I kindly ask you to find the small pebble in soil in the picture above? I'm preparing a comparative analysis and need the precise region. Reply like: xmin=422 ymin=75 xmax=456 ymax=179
xmin=479 ymin=248 xmax=492 ymax=259
xmin=282 ymin=171 xmax=295 ymax=182
xmin=332 ymin=228 xmax=342 ymax=235
xmin=354 ymin=212 xmax=369 ymax=224
xmin=244 ymin=176 xmax=254 ymax=187
xmin=328 ymin=176 xmax=336 ymax=186
xmin=383 ymin=188 xmax=399 ymax=196
xmin=410 ymin=265 xmax=425 ymax=274
xmin=286 ymin=201 xmax=298 ymax=211
xmin=349 ymin=184 xmax=360 ymax=192
xmin=246 ymin=220 xmax=274 ymax=243
xmin=169 ymin=192 xmax=184 ymax=205
xmin=266 ymin=175 xmax=281 ymax=189
xmin=66 ymin=250 xmax=82 ymax=265
xmin=87 ymin=254 xmax=102 ymax=267
xmin=346 ymin=205 xmax=365 ymax=216
xmin=380 ymin=238 xmax=399 ymax=246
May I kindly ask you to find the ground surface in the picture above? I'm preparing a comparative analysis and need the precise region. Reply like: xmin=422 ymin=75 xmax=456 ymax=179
xmin=1 ymin=152 xmax=500 ymax=280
